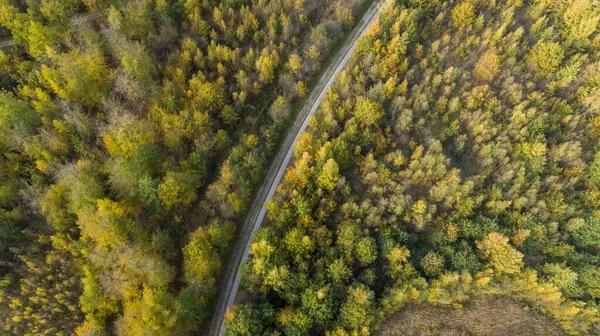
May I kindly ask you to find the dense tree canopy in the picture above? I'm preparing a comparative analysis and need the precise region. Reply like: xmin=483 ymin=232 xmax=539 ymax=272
xmin=2 ymin=0 xmax=600 ymax=334
xmin=0 ymin=0 xmax=371 ymax=334
xmin=230 ymin=0 xmax=600 ymax=335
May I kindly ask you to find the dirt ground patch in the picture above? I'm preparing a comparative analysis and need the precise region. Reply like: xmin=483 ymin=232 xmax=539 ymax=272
xmin=375 ymin=295 xmax=567 ymax=336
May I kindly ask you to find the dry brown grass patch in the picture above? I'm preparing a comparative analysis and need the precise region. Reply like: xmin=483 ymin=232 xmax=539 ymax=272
xmin=375 ymin=295 xmax=567 ymax=336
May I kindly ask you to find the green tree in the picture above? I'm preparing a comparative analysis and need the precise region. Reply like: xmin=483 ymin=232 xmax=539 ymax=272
xmin=527 ymin=41 xmax=564 ymax=76
xmin=268 ymin=95 xmax=291 ymax=124
xmin=339 ymin=284 xmax=374 ymax=331
xmin=542 ymin=263 xmax=582 ymax=298
xmin=117 ymin=288 xmax=183 ymax=336
xmin=41 ymin=47 xmax=112 ymax=106
xmin=115 ymin=0 xmax=154 ymax=39
xmin=158 ymin=171 xmax=198 ymax=210
xmin=188 ymin=75 xmax=225 ymax=113
xmin=138 ymin=176 xmax=166 ymax=215
xmin=356 ymin=236 xmax=377 ymax=265
xmin=23 ymin=21 xmax=59 ymax=58
xmin=41 ymin=184 xmax=77 ymax=232
xmin=317 ymin=158 xmax=340 ymax=191
xmin=125 ymin=143 xmax=163 ymax=179
xmin=39 ymin=0 xmax=80 ymax=24
xmin=301 ymin=286 xmax=333 ymax=325
xmin=0 ymin=92 xmax=40 ymax=150
xmin=121 ymin=43 xmax=156 ymax=87
xmin=571 ymin=217 xmax=600 ymax=251
xmin=420 ymin=251 xmax=445 ymax=277
xmin=328 ymin=258 xmax=351 ymax=283
xmin=183 ymin=226 xmax=221 ymax=298
xmin=587 ymin=150 xmax=600 ymax=187
xmin=354 ymin=98 xmax=384 ymax=127
xmin=450 ymin=241 xmax=481 ymax=273
xmin=225 ymin=303 xmax=276 ymax=336
xmin=579 ymin=266 xmax=600 ymax=299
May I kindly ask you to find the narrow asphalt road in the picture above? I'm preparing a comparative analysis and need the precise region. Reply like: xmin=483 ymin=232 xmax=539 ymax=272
xmin=0 ymin=10 xmax=106 ymax=49
xmin=208 ymin=1 xmax=384 ymax=335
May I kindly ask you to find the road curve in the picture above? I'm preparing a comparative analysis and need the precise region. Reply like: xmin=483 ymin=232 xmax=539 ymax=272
xmin=0 ymin=10 xmax=107 ymax=49
xmin=208 ymin=1 xmax=384 ymax=335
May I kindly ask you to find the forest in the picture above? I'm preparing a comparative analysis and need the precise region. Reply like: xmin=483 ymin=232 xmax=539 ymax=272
xmin=228 ymin=0 xmax=600 ymax=335
xmin=0 ymin=0 xmax=371 ymax=334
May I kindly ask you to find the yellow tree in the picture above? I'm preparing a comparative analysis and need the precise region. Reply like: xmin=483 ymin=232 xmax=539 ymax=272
xmin=41 ymin=47 xmax=112 ymax=106
xmin=476 ymin=232 xmax=523 ymax=274
xmin=256 ymin=47 xmax=280 ymax=84
xmin=473 ymin=50 xmax=500 ymax=82
xmin=561 ymin=0 xmax=600 ymax=44
xmin=527 ymin=41 xmax=564 ymax=76
xmin=451 ymin=2 xmax=475 ymax=29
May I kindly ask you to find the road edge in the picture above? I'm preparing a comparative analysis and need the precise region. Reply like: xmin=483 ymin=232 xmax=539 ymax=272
xmin=208 ymin=2 xmax=384 ymax=335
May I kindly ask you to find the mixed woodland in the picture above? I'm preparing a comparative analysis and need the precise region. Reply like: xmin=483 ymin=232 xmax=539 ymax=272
xmin=0 ymin=0 xmax=370 ymax=334
xmin=229 ymin=0 xmax=600 ymax=335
